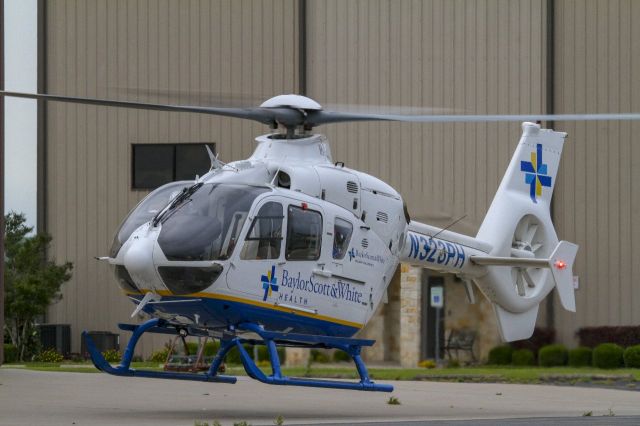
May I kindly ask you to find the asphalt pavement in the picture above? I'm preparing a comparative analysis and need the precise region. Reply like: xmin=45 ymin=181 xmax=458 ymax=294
xmin=0 ymin=368 xmax=638 ymax=425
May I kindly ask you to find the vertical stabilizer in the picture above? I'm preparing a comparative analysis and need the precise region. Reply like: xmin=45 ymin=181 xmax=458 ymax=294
xmin=470 ymin=122 xmax=577 ymax=341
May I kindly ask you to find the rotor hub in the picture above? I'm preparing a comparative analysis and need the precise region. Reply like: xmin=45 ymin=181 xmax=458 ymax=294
xmin=260 ymin=94 xmax=322 ymax=110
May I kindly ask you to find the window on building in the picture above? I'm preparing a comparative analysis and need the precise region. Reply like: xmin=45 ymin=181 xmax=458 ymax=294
xmin=132 ymin=143 xmax=214 ymax=189
xmin=241 ymin=202 xmax=284 ymax=260
xmin=286 ymin=205 xmax=322 ymax=261
xmin=332 ymin=217 xmax=353 ymax=260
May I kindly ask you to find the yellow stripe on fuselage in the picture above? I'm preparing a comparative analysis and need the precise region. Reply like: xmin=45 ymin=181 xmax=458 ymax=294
xmin=125 ymin=289 xmax=363 ymax=329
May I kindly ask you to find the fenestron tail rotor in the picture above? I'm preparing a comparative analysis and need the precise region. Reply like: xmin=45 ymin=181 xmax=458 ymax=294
xmin=510 ymin=215 xmax=545 ymax=297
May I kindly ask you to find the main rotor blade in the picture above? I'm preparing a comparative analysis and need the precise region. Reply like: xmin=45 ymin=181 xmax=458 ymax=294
xmin=4 ymin=90 xmax=640 ymax=129
xmin=111 ymin=87 xmax=266 ymax=108
xmin=322 ymin=103 xmax=462 ymax=115
xmin=0 ymin=91 xmax=302 ymax=127
xmin=306 ymin=110 xmax=640 ymax=126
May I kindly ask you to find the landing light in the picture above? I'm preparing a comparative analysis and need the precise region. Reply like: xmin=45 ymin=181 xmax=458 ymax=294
xmin=554 ymin=260 xmax=567 ymax=270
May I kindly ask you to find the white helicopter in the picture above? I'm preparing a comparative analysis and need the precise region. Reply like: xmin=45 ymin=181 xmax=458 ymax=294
xmin=2 ymin=90 xmax=639 ymax=392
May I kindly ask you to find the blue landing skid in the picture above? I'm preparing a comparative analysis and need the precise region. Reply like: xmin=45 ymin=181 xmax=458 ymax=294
xmin=82 ymin=318 xmax=236 ymax=384
xmin=83 ymin=318 xmax=393 ymax=392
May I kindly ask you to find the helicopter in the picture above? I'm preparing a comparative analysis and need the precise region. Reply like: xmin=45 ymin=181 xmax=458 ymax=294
xmin=2 ymin=90 xmax=640 ymax=392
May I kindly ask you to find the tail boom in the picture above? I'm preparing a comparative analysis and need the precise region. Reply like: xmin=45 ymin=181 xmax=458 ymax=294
xmin=400 ymin=122 xmax=578 ymax=342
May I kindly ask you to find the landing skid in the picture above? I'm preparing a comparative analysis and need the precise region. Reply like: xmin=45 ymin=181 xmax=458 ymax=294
xmin=83 ymin=318 xmax=393 ymax=392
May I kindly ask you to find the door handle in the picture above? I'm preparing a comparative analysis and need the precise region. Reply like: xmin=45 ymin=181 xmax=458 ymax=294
xmin=312 ymin=268 xmax=332 ymax=278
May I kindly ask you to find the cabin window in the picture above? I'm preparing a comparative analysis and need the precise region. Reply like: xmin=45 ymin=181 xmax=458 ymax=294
xmin=241 ymin=202 xmax=284 ymax=260
xmin=286 ymin=205 xmax=322 ymax=261
xmin=332 ymin=218 xmax=353 ymax=260
xmin=132 ymin=143 xmax=215 ymax=189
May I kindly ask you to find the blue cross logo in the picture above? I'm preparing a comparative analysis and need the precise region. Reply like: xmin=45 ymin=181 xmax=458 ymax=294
xmin=520 ymin=143 xmax=552 ymax=203
xmin=348 ymin=248 xmax=356 ymax=261
xmin=261 ymin=265 xmax=278 ymax=301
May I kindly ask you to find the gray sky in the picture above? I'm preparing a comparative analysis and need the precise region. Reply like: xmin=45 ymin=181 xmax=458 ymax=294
xmin=4 ymin=0 xmax=38 ymax=229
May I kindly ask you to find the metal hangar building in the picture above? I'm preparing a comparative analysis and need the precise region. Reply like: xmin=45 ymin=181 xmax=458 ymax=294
xmin=14 ymin=0 xmax=640 ymax=365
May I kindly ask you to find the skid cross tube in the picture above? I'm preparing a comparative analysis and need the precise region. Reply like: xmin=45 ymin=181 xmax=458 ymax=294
xmin=83 ymin=318 xmax=236 ymax=384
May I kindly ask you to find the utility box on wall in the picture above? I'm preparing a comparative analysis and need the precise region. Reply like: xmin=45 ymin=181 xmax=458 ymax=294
xmin=81 ymin=331 xmax=120 ymax=357
xmin=37 ymin=324 xmax=71 ymax=356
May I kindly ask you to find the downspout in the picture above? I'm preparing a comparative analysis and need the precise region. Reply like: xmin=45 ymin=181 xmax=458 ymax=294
xmin=545 ymin=0 xmax=556 ymax=331
xmin=298 ymin=0 xmax=307 ymax=96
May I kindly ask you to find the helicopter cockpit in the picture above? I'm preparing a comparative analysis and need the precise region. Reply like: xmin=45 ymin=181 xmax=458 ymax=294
xmin=155 ymin=183 xmax=268 ymax=262
xmin=110 ymin=181 xmax=270 ymax=295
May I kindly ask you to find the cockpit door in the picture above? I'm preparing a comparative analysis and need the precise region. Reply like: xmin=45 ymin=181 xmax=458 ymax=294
xmin=226 ymin=197 xmax=286 ymax=302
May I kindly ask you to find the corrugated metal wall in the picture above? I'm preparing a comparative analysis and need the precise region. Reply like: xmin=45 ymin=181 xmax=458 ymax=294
xmin=307 ymin=0 xmax=549 ymax=350
xmin=44 ymin=0 xmax=300 ymax=353
xmin=552 ymin=0 xmax=640 ymax=344
xmin=43 ymin=0 xmax=640 ymax=354
xmin=307 ymin=0 xmax=548 ymax=234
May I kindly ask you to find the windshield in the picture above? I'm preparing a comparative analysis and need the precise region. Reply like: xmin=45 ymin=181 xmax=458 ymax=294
xmin=110 ymin=181 xmax=192 ymax=257
xmin=157 ymin=183 xmax=269 ymax=261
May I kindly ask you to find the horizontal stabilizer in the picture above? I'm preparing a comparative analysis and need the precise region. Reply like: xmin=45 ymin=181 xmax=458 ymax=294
xmin=470 ymin=256 xmax=548 ymax=268
xmin=470 ymin=240 xmax=578 ymax=312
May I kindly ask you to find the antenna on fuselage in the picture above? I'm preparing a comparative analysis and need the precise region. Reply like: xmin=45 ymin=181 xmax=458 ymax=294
xmin=431 ymin=214 xmax=468 ymax=240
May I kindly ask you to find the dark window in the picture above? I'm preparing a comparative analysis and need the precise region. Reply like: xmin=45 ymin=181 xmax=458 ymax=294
xmin=157 ymin=184 xmax=268 ymax=261
xmin=132 ymin=143 xmax=214 ymax=189
xmin=113 ymin=265 xmax=140 ymax=293
xmin=110 ymin=181 xmax=192 ymax=257
xmin=286 ymin=205 xmax=322 ymax=261
xmin=157 ymin=264 xmax=223 ymax=295
xmin=333 ymin=217 xmax=353 ymax=260
xmin=241 ymin=202 xmax=284 ymax=260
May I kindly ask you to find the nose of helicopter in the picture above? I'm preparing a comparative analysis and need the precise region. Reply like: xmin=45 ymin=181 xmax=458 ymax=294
xmin=123 ymin=233 xmax=165 ymax=292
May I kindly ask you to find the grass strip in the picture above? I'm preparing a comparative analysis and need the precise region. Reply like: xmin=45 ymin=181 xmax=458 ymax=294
xmin=3 ymin=363 xmax=639 ymax=385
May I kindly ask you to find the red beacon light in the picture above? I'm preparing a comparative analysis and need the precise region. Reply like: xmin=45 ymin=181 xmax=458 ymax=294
xmin=301 ymin=202 xmax=308 ymax=210
xmin=554 ymin=260 xmax=567 ymax=270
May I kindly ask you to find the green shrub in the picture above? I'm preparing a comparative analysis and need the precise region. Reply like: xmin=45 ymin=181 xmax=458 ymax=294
xmin=538 ymin=344 xmax=568 ymax=367
xmin=446 ymin=359 xmax=461 ymax=368
xmin=310 ymin=349 xmax=330 ymax=363
xmin=148 ymin=348 xmax=169 ymax=363
xmin=173 ymin=340 xmax=221 ymax=357
xmin=511 ymin=327 xmax=556 ymax=357
xmin=623 ymin=345 xmax=640 ymax=368
xmin=185 ymin=342 xmax=199 ymax=355
xmin=35 ymin=348 xmax=64 ymax=363
xmin=511 ymin=349 xmax=535 ymax=366
xmin=4 ymin=344 xmax=18 ymax=363
xmin=224 ymin=345 xmax=246 ymax=364
xmin=418 ymin=359 xmax=436 ymax=368
xmin=488 ymin=345 xmax=513 ymax=365
xmin=577 ymin=326 xmax=640 ymax=348
xmin=102 ymin=349 xmax=122 ymax=363
xmin=222 ymin=344 xmax=286 ymax=365
xmin=568 ymin=347 xmax=592 ymax=367
xmin=592 ymin=343 xmax=624 ymax=369
xmin=333 ymin=350 xmax=351 ymax=363
xmin=203 ymin=341 xmax=220 ymax=357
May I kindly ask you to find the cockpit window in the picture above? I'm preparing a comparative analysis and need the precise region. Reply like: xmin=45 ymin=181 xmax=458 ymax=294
xmin=110 ymin=181 xmax=191 ymax=257
xmin=241 ymin=202 xmax=284 ymax=260
xmin=333 ymin=217 xmax=353 ymax=260
xmin=157 ymin=183 xmax=268 ymax=261
xmin=286 ymin=205 xmax=322 ymax=261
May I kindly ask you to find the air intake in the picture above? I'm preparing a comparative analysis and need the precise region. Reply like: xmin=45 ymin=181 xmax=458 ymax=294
xmin=376 ymin=211 xmax=389 ymax=223
xmin=346 ymin=181 xmax=359 ymax=193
